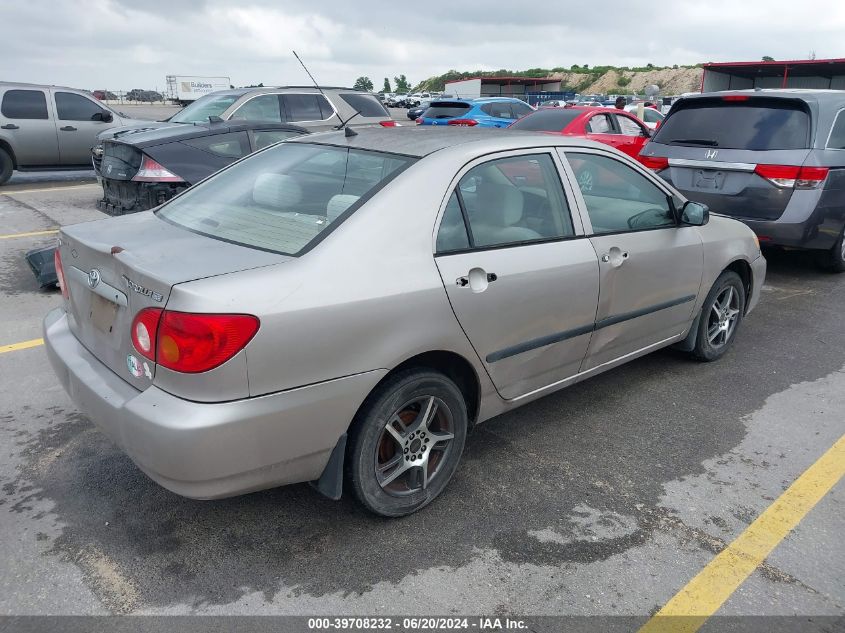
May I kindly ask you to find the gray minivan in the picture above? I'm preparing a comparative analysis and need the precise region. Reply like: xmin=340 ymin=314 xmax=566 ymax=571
xmin=0 ymin=82 xmax=148 ymax=185
xmin=640 ymin=90 xmax=845 ymax=270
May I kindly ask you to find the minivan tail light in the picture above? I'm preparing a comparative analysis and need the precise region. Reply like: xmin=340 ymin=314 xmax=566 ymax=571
xmin=54 ymin=248 xmax=68 ymax=300
xmin=132 ymin=155 xmax=184 ymax=182
xmin=639 ymin=155 xmax=669 ymax=171
xmin=447 ymin=119 xmax=478 ymax=126
xmin=157 ymin=312 xmax=260 ymax=373
xmin=754 ymin=164 xmax=829 ymax=189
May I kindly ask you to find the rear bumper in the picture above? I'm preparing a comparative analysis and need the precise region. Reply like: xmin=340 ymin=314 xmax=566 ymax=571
xmin=96 ymin=178 xmax=188 ymax=216
xmin=43 ymin=307 xmax=386 ymax=499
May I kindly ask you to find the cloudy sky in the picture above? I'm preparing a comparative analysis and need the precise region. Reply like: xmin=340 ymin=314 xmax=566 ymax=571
xmin=1 ymin=0 xmax=844 ymax=92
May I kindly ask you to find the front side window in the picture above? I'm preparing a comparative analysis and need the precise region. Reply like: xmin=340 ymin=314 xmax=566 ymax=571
xmin=445 ymin=153 xmax=574 ymax=249
xmin=481 ymin=102 xmax=514 ymax=119
xmin=614 ymin=114 xmax=646 ymax=136
xmin=1 ymin=89 xmax=48 ymax=119
xmin=586 ymin=114 xmax=612 ymax=134
xmin=511 ymin=101 xmax=534 ymax=118
xmin=566 ymin=152 xmax=675 ymax=234
xmin=230 ymin=95 xmax=282 ymax=122
xmin=55 ymin=92 xmax=104 ymax=121
xmin=157 ymin=143 xmax=414 ymax=255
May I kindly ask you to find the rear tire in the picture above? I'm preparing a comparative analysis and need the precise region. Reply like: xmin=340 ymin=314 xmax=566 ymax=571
xmin=0 ymin=148 xmax=13 ymax=185
xmin=691 ymin=271 xmax=746 ymax=362
xmin=346 ymin=369 xmax=467 ymax=517
xmin=816 ymin=230 xmax=845 ymax=273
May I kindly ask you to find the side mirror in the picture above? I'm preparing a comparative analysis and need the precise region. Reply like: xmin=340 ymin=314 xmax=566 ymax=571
xmin=92 ymin=111 xmax=113 ymax=123
xmin=680 ymin=200 xmax=709 ymax=226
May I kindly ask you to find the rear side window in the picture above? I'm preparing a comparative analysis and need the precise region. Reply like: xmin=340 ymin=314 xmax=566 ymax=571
xmin=423 ymin=102 xmax=471 ymax=119
xmin=230 ymin=95 xmax=282 ymax=123
xmin=2 ymin=90 xmax=48 ymax=119
xmin=481 ymin=103 xmax=514 ymax=119
xmin=338 ymin=93 xmax=389 ymax=117
xmin=283 ymin=94 xmax=332 ymax=121
xmin=653 ymin=98 xmax=811 ymax=150
xmin=436 ymin=193 xmax=470 ymax=253
xmin=183 ymin=132 xmax=249 ymax=158
xmin=252 ymin=129 xmax=304 ymax=150
xmin=586 ymin=114 xmax=612 ymax=133
xmin=157 ymin=143 xmax=414 ymax=255
xmin=510 ymin=108 xmax=581 ymax=131
xmin=827 ymin=110 xmax=845 ymax=150
xmin=56 ymin=92 xmax=106 ymax=121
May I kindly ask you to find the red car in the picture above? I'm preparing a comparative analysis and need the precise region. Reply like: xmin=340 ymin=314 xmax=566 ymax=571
xmin=508 ymin=106 xmax=652 ymax=161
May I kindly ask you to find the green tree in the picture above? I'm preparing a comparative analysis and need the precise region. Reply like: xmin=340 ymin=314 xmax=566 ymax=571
xmin=394 ymin=74 xmax=411 ymax=93
xmin=383 ymin=78 xmax=392 ymax=93
xmin=762 ymin=55 xmax=775 ymax=62
xmin=353 ymin=76 xmax=374 ymax=92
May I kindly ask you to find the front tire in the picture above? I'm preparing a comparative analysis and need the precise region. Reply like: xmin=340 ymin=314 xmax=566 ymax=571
xmin=691 ymin=271 xmax=746 ymax=362
xmin=0 ymin=148 xmax=13 ymax=185
xmin=346 ymin=369 xmax=468 ymax=517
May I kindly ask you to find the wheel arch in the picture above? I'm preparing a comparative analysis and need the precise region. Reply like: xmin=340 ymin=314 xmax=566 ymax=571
xmin=724 ymin=257 xmax=753 ymax=315
xmin=0 ymin=139 xmax=17 ymax=168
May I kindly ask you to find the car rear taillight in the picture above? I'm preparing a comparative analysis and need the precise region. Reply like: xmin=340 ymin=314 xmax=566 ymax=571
xmin=722 ymin=95 xmax=750 ymax=102
xmin=379 ymin=120 xmax=397 ymax=127
xmin=447 ymin=119 xmax=478 ymax=127
xmin=639 ymin=156 xmax=669 ymax=171
xmin=54 ymin=248 xmax=68 ymax=300
xmin=131 ymin=309 xmax=259 ymax=373
xmin=132 ymin=155 xmax=184 ymax=182
xmin=754 ymin=164 xmax=829 ymax=189
xmin=131 ymin=307 xmax=163 ymax=361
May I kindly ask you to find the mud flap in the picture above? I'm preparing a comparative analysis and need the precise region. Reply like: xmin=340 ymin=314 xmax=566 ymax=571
xmin=310 ymin=433 xmax=347 ymax=500
xmin=24 ymin=245 xmax=58 ymax=288
xmin=673 ymin=312 xmax=701 ymax=352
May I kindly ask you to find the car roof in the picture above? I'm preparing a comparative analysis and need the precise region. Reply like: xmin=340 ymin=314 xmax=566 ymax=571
xmin=106 ymin=121 xmax=308 ymax=148
xmin=0 ymin=81 xmax=91 ymax=92
xmin=289 ymin=126 xmax=616 ymax=158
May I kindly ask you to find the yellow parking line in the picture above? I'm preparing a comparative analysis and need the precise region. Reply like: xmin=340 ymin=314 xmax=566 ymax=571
xmin=0 ymin=229 xmax=59 ymax=239
xmin=640 ymin=433 xmax=845 ymax=633
xmin=0 ymin=338 xmax=44 ymax=354
xmin=2 ymin=183 xmax=98 ymax=195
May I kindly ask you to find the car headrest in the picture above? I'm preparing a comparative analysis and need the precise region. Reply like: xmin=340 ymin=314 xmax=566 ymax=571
xmin=326 ymin=194 xmax=360 ymax=222
xmin=478 ymin=182 xmax=523 ymax=226
xmin=252 ymin=173 xmax=303 ymax=210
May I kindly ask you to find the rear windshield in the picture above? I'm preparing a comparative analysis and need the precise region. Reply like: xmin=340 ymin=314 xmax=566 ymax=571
xmin=157 ymin=143 xmax=414 ymax=255
xmin=510 ymin=108 xmax=582 ymax=131
xmin=339 ymin=93 xmax=389 ymax=118
xmin=422 ymin=102 xmax=471 ymax=119
xmin=652 ymin=97 xmax=811 ymax=150
xmin=170 ymin=93 xmax=240 ymax=123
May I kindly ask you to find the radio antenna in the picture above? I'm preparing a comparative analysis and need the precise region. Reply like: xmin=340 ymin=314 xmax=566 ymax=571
xmin=292 ymin=50 xmax=359 ymax=134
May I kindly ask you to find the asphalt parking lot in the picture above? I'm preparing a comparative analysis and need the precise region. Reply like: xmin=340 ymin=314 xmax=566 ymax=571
xmin=0 ymin=143 xmax=843 ymax=626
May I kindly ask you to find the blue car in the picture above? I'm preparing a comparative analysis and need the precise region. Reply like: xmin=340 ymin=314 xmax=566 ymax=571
xmin=416 ymin=97 xmax=535 ymax=128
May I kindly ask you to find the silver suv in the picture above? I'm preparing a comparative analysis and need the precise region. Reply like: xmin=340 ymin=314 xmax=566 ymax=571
xmin=0 ymin=82 xmax=148 ymax=185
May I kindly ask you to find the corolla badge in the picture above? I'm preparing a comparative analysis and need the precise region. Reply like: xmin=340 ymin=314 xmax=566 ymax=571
xmin=87 ymin=268 xmax=101 ymax=288
xmin=705 ymin=149 xmax=718 ymax=159
xmin=121 ymin=274 xmax=163 ymax=302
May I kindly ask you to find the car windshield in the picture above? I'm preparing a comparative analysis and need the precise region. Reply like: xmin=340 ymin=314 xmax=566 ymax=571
xmin=510 ymin=108 xmax=582 ymax=131
xmin=653 ymin=97 xmax=811 ymax=150
xmin=170 ymin=93 xmax=240 ymax=123
xmin=157 ymin=143 xmax=415 ymax=255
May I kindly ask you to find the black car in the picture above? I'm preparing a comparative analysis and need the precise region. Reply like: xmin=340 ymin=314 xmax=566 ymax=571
xmin=93 ymin=120 xmax=308 ymax=215
xmin=407 ymin=102 xmax=431 ymax=120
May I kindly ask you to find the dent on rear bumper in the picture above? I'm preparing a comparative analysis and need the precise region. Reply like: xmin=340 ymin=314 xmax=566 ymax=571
xmin=43 ymin=308 xmax=387 ymax=499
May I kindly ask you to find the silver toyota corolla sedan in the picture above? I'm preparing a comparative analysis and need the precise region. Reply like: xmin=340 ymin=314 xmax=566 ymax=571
xmin=44 ymin=127 xmax=766 ymax=517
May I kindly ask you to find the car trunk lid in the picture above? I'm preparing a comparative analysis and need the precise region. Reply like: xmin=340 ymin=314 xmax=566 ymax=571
xmin=59 ymin=211 xmax=289 ymax=388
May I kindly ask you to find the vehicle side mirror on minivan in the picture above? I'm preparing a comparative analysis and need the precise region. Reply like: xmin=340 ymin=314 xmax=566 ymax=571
xmin=680 ymin=201 xmax=709 ymax=226
xmin=92 ymin=111 xmax=113 ymax=123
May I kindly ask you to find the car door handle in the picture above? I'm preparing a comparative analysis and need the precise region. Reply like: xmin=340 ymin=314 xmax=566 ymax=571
xmin=60 ymin=126 xmax=77 ymax=132
xmin=456 ymin=272 xmax=498 ymax=287
xmin=1 ymin=123 xmax=19 ymax=130
xmin=601 ymin=251 xmax=629 ymax=265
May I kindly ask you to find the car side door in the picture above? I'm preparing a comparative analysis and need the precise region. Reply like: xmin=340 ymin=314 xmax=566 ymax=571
xmin=52 ymin=90 xmax=115 ymax=165
xmin=608 ymin=113 xmax=650 ymax=160
xmin=433 ymin=151 xmax=600 ymax=400
xmin=0 ymin=87 xmax=59 ymax=167
xmin=559 ymin=149 xmax=704 ymax=371
xmin=584 ymin=113 xmax=623 ymax=151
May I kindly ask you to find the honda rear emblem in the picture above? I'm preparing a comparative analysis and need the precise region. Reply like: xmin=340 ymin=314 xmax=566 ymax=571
xmin=705 ymin=149 xmax=718 ymax=159
xmin=87 ymin=268 xmax=101 ymax=289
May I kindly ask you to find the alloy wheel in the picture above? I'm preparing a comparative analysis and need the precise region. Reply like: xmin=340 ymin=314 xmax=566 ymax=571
xmin=374 ymin=396 xmax=456 ymax=496
xmin=707 ymin=286 xmax=741 ymax=348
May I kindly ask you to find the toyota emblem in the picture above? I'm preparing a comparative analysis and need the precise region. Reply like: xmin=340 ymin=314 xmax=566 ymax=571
xmin=88 ymin=268 xmax=101 ymax=289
